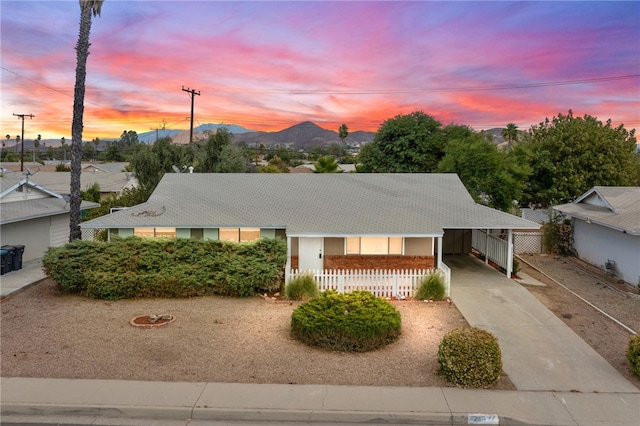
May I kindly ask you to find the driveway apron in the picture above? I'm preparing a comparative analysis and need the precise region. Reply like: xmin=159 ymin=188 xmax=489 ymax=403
xmin=446 ymin=255 xmax=637 ymax=393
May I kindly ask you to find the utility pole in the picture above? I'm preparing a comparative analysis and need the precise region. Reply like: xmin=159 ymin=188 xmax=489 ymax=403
xmin=13 ymin=113 xmax=35 ymax=172
xmin=150 ymin=120 xmax=167 ymax=143
xmin=181 ymin=86 xmax=200 ymax=143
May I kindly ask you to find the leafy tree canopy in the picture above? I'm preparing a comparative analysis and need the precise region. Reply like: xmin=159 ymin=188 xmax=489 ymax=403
xmin=521 ymin=110 xmax=639 ymax=207
xmin=437 ymin=129 xmax=531 ymax=211
xmin=358 ymin=111 xmax=445 ymax=172
xmin=313 ymin=155 xmax=341 ymax=173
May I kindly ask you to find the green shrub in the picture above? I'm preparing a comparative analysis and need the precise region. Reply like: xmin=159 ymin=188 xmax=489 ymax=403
xmin=414 ymin=272 xmax=446 ymax=301
xmin=43 ymin=237 xmax=287 ymax=299
xmin=512 ymin=257 xmax=519 ymax=275
xmin=285 ymin=274 xmax=320 ymax=300
xmin=290 ymin=290 xmax=401 ymax=352
xmin=437 ymin=327 xmax=503 ymax=388
xmin=627 ymin=334 xmax=640 ymax=377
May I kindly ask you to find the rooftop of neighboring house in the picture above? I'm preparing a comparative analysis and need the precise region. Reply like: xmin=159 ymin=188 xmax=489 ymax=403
xmin=554 ymin=186 xmax=640 ymax=235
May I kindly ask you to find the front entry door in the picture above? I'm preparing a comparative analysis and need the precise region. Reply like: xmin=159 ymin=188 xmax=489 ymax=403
xmin=298 ymin=237 xmax=324 ymax=271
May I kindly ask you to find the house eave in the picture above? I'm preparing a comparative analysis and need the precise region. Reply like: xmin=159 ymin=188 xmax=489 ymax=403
xmin=561 ymin=211 xmax=640 ymax=236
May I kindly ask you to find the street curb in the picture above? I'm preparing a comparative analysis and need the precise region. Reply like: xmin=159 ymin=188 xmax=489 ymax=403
xmin=1 ymin=403 xmax=501 ymax=425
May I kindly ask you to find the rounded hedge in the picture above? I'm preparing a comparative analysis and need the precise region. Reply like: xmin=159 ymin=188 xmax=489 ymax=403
xmin=285 ymin=274 xmax=320 ymax=301
xmin=414 ymin=272 xmax=446 ymax=301
xmin=290 ymin=290 xmax=402 ymax=352
xmin=627 ymin=334 xmax=640 ymax=377
xmin=437 ymin=327 xmax=503 ymax=388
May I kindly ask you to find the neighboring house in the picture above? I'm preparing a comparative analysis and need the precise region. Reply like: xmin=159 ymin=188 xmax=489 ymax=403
xmin=17 ymin=172 xmax=137 ymax=200
xmin=81 ymin=173 xmax=539 ymax=279
xmin=554 ymin=186 xmax=640 ymax=285
xmin=0 ymin=175 xmax=99 ymax=262
xmin=293 ymin=163 xmax=356 ymax=173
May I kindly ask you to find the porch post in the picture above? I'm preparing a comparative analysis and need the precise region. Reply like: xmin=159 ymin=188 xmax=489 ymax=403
xmin=437 ymin=236 xmax=443 ymax=269
xmin=285 ymin=236 xmax=292 ymax=283
xmin=485 ymin=229 xmax=489 ymax=264
xmin=506 ymin=229 xmax=513 ymax=278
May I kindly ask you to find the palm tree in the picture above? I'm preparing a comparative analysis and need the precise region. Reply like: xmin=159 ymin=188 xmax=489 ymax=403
xmin=338 ymin=124 xmax=349 ymax=147
xmin=69 ymin=0 xmax=104 ymax=242
xmin=313 ymin=155 xmax=341 ymax=173
xmin=60 ymin=136 xmax=67 ymax=161
xmin=501 ymin=123 xmax=519 ymax=149
xmin=92 ymin=137 xmax=100 ymax=159
xmin=33 ymin=134 xmax=41 ymax=162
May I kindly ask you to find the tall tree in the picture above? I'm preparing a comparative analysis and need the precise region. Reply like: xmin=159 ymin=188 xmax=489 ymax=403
xmin=437 ymin=130 xmax=531 ymax=211
xmin=34 ymin=134 xmax=41 ymax=162
xmin=358 ymin=111 xmax=444 ymax=173
xmin=521 ymin=110 xmax=639 ymax=207
xmin=501 ymin=123 xmax=519 ymax=148
xmin=69 ymin=0 xmax=103 ymax=241
xmin=338 ymin=124 xmax=349 ymax=146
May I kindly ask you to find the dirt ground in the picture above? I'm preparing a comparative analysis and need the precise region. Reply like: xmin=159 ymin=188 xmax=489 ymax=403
xmin=0 ymin=278 xmax=513 ymax=389
xmin=517 ymin=254 xmax=640 ymax=390
xmin=2 ymin=254 xmax=638 ymax=390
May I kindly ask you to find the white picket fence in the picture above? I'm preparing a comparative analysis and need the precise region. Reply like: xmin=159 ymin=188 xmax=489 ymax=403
xmin=286 ymin=268 xmax=450 ymax=299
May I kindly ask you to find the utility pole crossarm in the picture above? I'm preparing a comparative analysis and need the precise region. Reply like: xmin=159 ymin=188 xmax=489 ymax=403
xmin=13 ymin=113 xmax=35 ymax=172
xmin=182 ymin=86 xmax=200 ymax=144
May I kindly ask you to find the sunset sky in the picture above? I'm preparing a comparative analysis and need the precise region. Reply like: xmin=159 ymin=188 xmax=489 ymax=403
xmin=1 ymin=0 xmax=639 ymax=141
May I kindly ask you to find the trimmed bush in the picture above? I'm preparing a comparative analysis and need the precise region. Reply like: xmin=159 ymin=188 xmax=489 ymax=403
xmin=414 ymin=271 xmax=446 ymax=301
xmin=43 ymin=237 xmax=287 ymax=299
xmin=437 ymin=327 xmax=503 ymax=388
xmin=285 ymin=274 xmax=320 ymax=301
xmin=291 ymin=290 xmax=402 ymax=352
xmin=627 ymin=334 xmax=640 ymax=377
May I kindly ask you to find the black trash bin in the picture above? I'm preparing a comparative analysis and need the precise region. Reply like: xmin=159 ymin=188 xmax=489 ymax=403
xmin=1 ymin=246 xmax=15 ymax=274
xmin=12 ymin=244 xmax=25 ymax=270
xmin=0 ymin=248 xmax=10 ymax=275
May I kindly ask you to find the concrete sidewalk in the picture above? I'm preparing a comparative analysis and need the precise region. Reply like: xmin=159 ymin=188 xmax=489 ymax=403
xmin=2 ymin=376 xmax=639 ymax=425
xmin=0 ymin=258 xmax=47 ymax=297
xmin=447 ymin=254 xmax=638 ymax=393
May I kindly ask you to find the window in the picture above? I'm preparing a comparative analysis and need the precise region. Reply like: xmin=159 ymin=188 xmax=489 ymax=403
xmin=155 ymin=227 xmax=176 ymax=238
xmin=134 ymin=227 xmax=176 ymax=238
xmin=345 ymin=237 xmax=403 ymax=255
xmin=219 ymin=228 xmax=239 ymax=242
xmin=219 ymin=228 xmax=261 ymax=243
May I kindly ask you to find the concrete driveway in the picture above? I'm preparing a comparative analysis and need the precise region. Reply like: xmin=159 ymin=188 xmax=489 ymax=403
xmin=446 ymin=254 xmax=637 ymax=393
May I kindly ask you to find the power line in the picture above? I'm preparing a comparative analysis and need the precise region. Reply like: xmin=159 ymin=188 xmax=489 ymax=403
xmin=3 ymin=65 xmax=638 ymax=96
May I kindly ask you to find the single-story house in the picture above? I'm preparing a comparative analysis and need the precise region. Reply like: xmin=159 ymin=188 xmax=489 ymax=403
xmin=0 ymin=175 xmax=99 ymax=262
xmin=81 ymin=173 xmax=539 ymax=281
xmin=554 ymin=186 xmax=640 ymax=285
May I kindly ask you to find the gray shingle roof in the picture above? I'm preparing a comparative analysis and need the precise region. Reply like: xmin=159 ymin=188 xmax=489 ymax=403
xmin=81 ymin=173 xmax=540 ymax=235
xmin=1 ymin=176 xmax=100 ymax=225
xmin=554 ymin=186 xmax=640 ymax=235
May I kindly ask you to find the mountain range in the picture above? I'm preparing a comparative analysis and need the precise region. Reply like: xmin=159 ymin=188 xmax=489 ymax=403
xmin=139 ymin=121 xmax=376 ymax=148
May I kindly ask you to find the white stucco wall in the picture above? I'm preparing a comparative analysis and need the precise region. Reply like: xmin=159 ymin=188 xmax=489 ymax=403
xmin=573 ymin=219 xmax=640 ymax=285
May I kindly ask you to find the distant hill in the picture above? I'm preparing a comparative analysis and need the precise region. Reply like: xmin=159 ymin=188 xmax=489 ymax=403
xmin=232 ymin=121 xmax=375 ymax=148
xmin=138 ymin=123 xmax=254 ymax=144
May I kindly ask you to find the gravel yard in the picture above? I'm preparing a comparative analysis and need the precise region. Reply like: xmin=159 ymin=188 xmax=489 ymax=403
xmin=2 ymin=254 xmax=638 ymax=391
xmin=518 ymin=254 xmax=640 ymax=389
xmin=0 ymin=278 xmax=514 ymax=389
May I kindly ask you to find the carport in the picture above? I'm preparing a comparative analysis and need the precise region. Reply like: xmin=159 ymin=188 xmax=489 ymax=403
xmin=440 ymin=228 xmax=516 ymax=278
